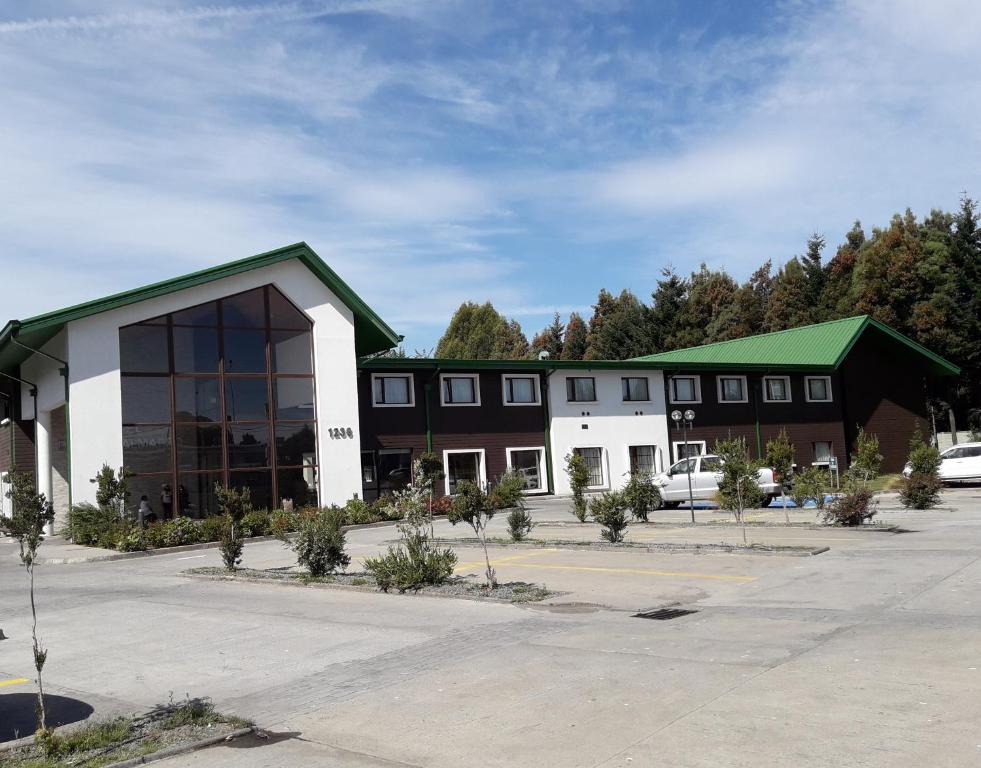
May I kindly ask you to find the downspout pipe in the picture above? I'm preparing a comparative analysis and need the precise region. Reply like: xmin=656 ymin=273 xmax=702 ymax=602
xmin=0 ymin=370 xmax=39 ymax=492
xmin=424 ymin=368 xmax=440 ymax=453
xmin=9 ymin=328 xmax=72 ymax=510
xmin=542 ymin=367 xmax=556 ymax=495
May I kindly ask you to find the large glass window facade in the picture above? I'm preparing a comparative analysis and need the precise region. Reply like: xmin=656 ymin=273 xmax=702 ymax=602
xmin=119 ymin=285 xmax=318 ymax=517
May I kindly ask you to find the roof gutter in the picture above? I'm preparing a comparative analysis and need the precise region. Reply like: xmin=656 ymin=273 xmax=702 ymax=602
xmin=9 ymin=324 xmax=72 ymax=512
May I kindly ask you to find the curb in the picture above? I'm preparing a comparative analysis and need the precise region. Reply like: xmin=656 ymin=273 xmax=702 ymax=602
xmin=103 ymin=727 xmax=254 ymax=768
xmin=31 ymin=517 xmax=417 ymax=565
xmin=430 ymin=538 xmax=828 ymax=557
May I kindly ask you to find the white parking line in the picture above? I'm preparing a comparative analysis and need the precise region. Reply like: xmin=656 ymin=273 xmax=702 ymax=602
xmin=175 ymin=554 xmax=206 ymax=561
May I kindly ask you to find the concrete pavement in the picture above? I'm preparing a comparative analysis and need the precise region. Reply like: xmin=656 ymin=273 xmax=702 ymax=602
xmin=2 ymin=488 xmax=980 ymax=766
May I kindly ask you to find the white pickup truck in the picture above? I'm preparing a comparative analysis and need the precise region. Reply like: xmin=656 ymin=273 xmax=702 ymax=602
xmin=653 ymin=454 xmax=783 ymax=508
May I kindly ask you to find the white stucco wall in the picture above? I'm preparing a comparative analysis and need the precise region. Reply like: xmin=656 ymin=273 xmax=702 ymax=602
xmin=548 ymin=369 xmax=670 ymax=495
xmin=64 ymin=259 xmax=363 ymax=508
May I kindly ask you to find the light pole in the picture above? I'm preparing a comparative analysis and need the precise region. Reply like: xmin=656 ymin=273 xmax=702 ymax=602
xmin=671 ymin=409 xmax=697 ymax=524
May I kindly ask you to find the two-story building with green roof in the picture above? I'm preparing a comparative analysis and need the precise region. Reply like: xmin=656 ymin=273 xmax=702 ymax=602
xmin=0 ymin=244 xmax=960 ymax=526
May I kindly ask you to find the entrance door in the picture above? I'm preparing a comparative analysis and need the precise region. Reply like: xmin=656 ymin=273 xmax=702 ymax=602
xmin=446 ymin=451 xmax=483 ymax=494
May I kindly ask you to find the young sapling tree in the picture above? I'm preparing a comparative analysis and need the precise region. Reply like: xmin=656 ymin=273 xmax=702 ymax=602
xmin=213 ymin=484 xmax=252 ymax=570
xmin=1 ymin=473 xmax=56 ymax=750
xmin=764 ymin=429 xmax=795 ymax=523
xmin=565 ymin=452 xmax=590 ymax=522
xmin=850 ymin=428 xmax=883 ymax=489
xmin=714 ymin=437 xmax=764 ymax=545
xmin=448 ymin=480 xmax=497 ymax=588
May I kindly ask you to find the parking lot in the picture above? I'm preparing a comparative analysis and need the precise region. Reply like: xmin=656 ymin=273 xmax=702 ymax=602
xmin=3 ymin=488 xmax=981 ymax=766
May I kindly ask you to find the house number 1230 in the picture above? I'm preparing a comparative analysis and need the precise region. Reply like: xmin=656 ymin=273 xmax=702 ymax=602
xmin=329 ymin=427 xmax=354 ymax=439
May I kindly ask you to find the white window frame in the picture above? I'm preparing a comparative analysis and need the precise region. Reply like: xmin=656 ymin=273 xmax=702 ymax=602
xmin=439 ymin=373 xmax=481 ymax=407
xmin=371 ymin=372 xmax=415 ymax=408
xmin=443 ymin=448 xmax=488 ymax=496
xmin=505 ymin=446 xmax=548 ymax=493
xmin=573 ymin=446 xmax=607 ymax=489
xmin=812 ymin=441 xmax=833 ymax=466
xmin=668 ymin=375 xmax=701 ymax=404
xmin=672 ymin=440 xmax=707 ymax=461
xmin=627 ymin=444 xmax=658 ymax=475
xmin=565 ymin=376 xmax=598 ymax=403
xmin=621 ymin=376 xmax=651 ymax=402
xmin=805 ymin=375 xmax=833 ymax=403
xmin=762 ymin=375 xmax=792 ymax=403
xmin=716 ymin=375 xmax=748 ymax=404
xmin=501 ymin=373 xmax=541 ymax=406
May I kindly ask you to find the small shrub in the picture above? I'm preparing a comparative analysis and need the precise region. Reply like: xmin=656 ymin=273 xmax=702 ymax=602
xmin=590 ymin=491 xmax=629 ymax=543
xmin=115 ymin=526 xmax=146 ymax=552
xmin=162 ymin=516 xmax=201 ymax=547
xmin=822 ymin=487 xmax=877 ymax=526
xmin=214 ymin=484 xmax=252 ymax=570
xmin=282 ymin=506 xmax=351 ymax=577
xmin=430 ymin=495 xmax=453 ymax=515
xmin=364 ymin=532 xmax=457 ymax=592
xmin=850 ymin=428 xmax=883 ymax=487
xmin=269 ymin=508 xmax=296 ymax=538
xmin=448 ymin=481 xmax=498 ymax=587
xmin=142 ymin=521 xmax=168 ymax=548
xmin=488 ymin=471 xmax=526 ymax=510
xmin=790 ymin=466 xmax=828 ymax=509
xmin=565 ymin=452 xmax=590 ymax=522
xmin=622 ymin=473 xmax=661 ymax=522
xmin=900 ymin=473 xmax=943 ymax=510
xmin=344 ymin=497 xmax=378 ymax=525
xmin=506 ymin=507 xmax=534 ymax=541
xmin=240 ymin=509 xmax=272 ymax=538
xmin=200 ymin=515 xmax=227 ymax=543
xmin=66 ymin=503 xmax=119 ymax=547
xmin=901 ymin=430 xmax=942 ymax=510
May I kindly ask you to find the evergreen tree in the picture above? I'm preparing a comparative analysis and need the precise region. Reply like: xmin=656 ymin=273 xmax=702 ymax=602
xmin=675 ymin=265 xmax=739 ymax=346
xmin=765 ymin=257 xmax=811 ymax=330
xmin=560 ymin=312 xmax=588 ymax=360
xmin=435 ymin=301 xmax=529 ymax=360
xmin=648 ymin=267 xmax=689 ymax=352
xmin=530 ymin=312 xmax=565 ymax=360
xmin=584 ymin=289 xmax=652 ymax=360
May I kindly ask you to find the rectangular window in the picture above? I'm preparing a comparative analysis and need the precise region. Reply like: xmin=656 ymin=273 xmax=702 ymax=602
xmin=717 ymin=375 xmax=747 ymax=403
xmin=566 ymin=377 xmax=597 ymax=402
xmin=444 ymin=450 xmax=485 ymax=495
xmin=372 ymin=374 xmax=413 ymax=406
xmin=763 ymin=376 xmax=791 ymax=403
xmin=672 ymin=441 xmax=707 ymax=461
xmin=573 ymin=447 xmax=604 ymax=487
xmin=622 ymin=377 xmax=650 ymax=402
xmin=805 ymin=376 xmax=832 ymax=402
xmin=669 ymin=376 xmax=700 ymax=403
xmin=507 ymin=448 xmax=545 ymax=491
xmin=503 ymin=375 xmax=539 ymax=405
xmin=441 ymin=374 xmax=480 ymax=406
xmin=629 ymin=445 xmax=656 ymax=475
xmin=813 ymin=441 xmax=832 ymax=464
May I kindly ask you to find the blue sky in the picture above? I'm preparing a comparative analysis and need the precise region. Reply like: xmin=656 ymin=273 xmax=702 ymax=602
xmin=1 ymin=0 xmax=980 ymax=351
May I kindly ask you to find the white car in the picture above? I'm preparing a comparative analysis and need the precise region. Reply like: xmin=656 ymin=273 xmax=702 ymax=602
xmin=903 ymin=442 xmax=981 ymax=483
xmin=653 ymin=454 xmax=783 ymax=508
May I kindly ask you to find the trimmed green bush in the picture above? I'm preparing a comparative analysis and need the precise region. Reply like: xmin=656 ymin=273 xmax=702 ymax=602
xmin=364 ymin=532 xmax=457 ymax=593
xmin=344 ymin=497 xmax=378 ymax=525
xmin=790 ymin=466 xmax=828 ymax=509
xmin=822 ymin=487 xmax=877 ymax=526
xmin=67 ymin=503 xmax=121 ymax=548
xmin=622 ymin=472 xmax=661 ymax=522
xmin=281 ymin=506 xmax=350 ymax=577
xmin=162 ymin=516 xmax=201 ymax=547
xmin=590 ymin=491 xmax=630 ymax=543
xmin=566 ymin=452 xmax=590 ymax=522
xmin=900 ymin=431 xmax=943 ymax=510
xmin=506 ymin=507 xmax=534 ymax=542
xmin=200 ymin=515 xmax=228 ymax=543
xmin=240 ymin=509 xmax=272 ymax=538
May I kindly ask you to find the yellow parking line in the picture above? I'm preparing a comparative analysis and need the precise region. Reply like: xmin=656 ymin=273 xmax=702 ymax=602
xmin=454 ymin=549 xmax=559 ymax=572
xmin=0 ymin=677 xmax=30 ymax=687
xmin=494 ymin=562 xmax=757 ymax=582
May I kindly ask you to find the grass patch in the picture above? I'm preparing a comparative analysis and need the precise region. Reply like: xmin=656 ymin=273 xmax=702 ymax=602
xmin=3 ymin=698 xmax=250 ymax=768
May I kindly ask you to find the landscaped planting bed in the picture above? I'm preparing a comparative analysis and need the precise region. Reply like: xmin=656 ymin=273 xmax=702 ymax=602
xmin=429 ymin=536 xmax=828 ymax=556
xmin=183 ymin=566 xmax=554 ymax=603
xmin=1 ymin=698 xmax=250 ymax=768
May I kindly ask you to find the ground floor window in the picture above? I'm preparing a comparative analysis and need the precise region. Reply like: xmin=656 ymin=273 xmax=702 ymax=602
xmin=629 ymin=445 xmax=656 ymax=475
xmin=573 ymin=447 xmax=605 ymax=487
xmin=444 ymin=449 xmax=486 ymax=495
xmin=672 ymin=440 xmax=706 ymax=461
xmin=361 ymin=448 xmax=412 ymax=501
xmin=507 ymin=447 xmax=546 ymax=491
xmin=813 ymin=441 xmax=833 ymax=465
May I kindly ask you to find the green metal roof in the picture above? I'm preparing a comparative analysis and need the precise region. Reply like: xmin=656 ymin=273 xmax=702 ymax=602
xmin=0 ymin=242 xmax=401 ymax=375
xmin=632 ymin=315 xmax=960 ymax=376
xmin=359 ymin=357 xmax=668 ymax=371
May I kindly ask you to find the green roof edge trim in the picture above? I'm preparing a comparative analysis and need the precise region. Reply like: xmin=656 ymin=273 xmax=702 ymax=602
xmin=2 ymin=242 xmax=401 ymax=359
